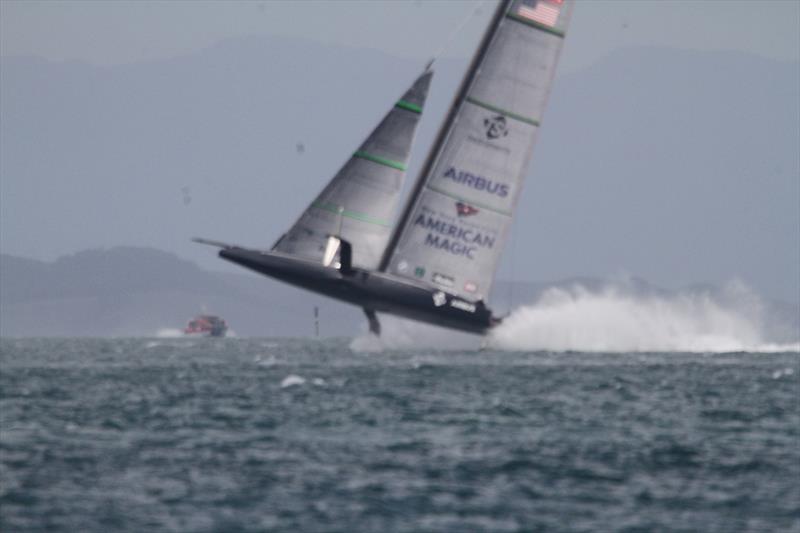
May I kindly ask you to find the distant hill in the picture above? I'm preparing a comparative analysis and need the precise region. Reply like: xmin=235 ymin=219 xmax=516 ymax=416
xmin=0 ymin=247 xmax=364 ymax=337
xmin=1 ymin=247 xmax=797 ymax=341
xmin=1 ymin=39 xmax=797 ymax=304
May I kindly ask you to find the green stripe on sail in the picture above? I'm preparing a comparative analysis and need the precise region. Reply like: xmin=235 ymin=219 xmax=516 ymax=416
xmin=311 ymin=201 xmax=392 ymax=227
xmin=395 ymin=100 xmax=422 ymax=114
xmin=426 ymin=185 xmax=513 ymax=217
xmin=353 ymin=151 xmax=406 ymax=171
xmin=505 ymin=12 xmax=566 ymax=38
xmin=465 ymin=96 xmax=540 ymax=127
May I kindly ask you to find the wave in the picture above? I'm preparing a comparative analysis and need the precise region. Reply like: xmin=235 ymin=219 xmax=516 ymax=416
xmin=349 ymin=316 xmax=479 ymax=352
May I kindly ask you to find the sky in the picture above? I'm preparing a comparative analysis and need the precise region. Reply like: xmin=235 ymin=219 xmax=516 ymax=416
xmin=1 ymin=0 xmax=798 ymax=303
xmin=2 ymin=0 xmax=799 ymax=72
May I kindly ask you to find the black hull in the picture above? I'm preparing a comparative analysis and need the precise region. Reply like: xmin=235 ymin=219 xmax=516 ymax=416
xmin=219 ymin=248 xmax=498 ymax=335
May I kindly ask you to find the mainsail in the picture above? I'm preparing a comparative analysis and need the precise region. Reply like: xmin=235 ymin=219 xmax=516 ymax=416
xmin=380 ymin=0 xmax=573 ymax=301
xmin=273 ymin=70 xmax=433 ymax=270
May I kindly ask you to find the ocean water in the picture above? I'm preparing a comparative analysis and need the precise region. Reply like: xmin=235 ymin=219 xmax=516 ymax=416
xmin=1 ymin=337 xmax=798 ymax=532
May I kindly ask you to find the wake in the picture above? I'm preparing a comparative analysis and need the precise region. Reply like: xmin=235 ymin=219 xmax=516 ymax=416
xmin=351 ymin=281 xmax=799 ymax=353
xmin=488 ymin=282 xmax=799 ymax=353
xmin=156 ymin=328 xmax=184 ymax=338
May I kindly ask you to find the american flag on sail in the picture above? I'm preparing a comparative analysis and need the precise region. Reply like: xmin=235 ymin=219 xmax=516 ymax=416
xmin=517 ymin=0 xmax=562 ymax=28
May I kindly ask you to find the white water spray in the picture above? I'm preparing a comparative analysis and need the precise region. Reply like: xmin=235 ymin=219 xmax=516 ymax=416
xmin=488 ymin=281 xmax=799 ymax=353
xmin=350 ymin=281 xmax=799 ymax=353
xmin=155 ymin=328 xmax=184 ymax=338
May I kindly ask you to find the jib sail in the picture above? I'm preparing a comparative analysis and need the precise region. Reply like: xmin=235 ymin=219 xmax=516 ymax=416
xmin=273 ymin=70 xmax=433 ymax=269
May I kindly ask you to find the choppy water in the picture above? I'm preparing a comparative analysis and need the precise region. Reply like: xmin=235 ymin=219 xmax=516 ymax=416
xmin=1 ymin=338 xmax=798 ymax=532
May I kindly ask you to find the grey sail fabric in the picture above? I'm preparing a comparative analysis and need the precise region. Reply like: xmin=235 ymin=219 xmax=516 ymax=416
xmin=381 ymin=0 xmax=572 ymax=301
xmin=273 ymin=70 xmax=433 ymax=270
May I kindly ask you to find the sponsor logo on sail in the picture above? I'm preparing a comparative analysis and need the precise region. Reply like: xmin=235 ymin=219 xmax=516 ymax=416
xmin=484 ymin=115 xmax=509 ymax=139
xmin=450 ymin=299 xmax=477 ymax=313
xmin=464 ymin=281 xmax=478 ymax=293
xmin=467 ymin=134 xmax=511 ymax=154
xmin=443 ymin=167 xmax=509 ymax=198
xmin=397 ymin=260 xmax=409 ymax=273
xmin=414 ymin=213 xmax=495 ymax=260
xmin=432 ymin=272 xmax=455 ymax=287
xmin=414 ymin=266 xmax=426 ymax=278
xmin=455 ymin=202 xmax=479 ymax=217
xmin=432 ymin=291 xmax=447 ymax=307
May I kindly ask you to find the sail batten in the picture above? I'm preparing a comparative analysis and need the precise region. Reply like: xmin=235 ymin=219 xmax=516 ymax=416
xmin=352 ymin=151 xmax=407 ymax=171
xmin=380 ymin=0 xmax=573 ymax=301
xmin=465 ymin=96 xmax=540 ymax=126
xmin=395 ymin=100 xmax=423 ymax=114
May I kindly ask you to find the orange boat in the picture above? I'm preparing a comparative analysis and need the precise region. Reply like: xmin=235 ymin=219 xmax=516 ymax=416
xmin=184 ymin=315 xmax=228 ymax=337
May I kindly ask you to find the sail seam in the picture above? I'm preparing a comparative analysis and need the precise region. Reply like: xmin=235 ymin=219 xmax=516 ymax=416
xmin=505 ymin=13 xmax=565 ymax=38
xmin=395 ymin=100 xmax=422 ymax=114
xmin=465 ymin=96 xmax=540 ymax=126
xmin=353 ymin=151 xmax=407 ymax=171
xmin=311 ymin=201 xmax=392 ymax=227
xmin=426 ymin=184 xmax=512 ymax=217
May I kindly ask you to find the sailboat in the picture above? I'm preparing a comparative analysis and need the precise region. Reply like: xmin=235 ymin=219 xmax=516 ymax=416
xmin=195 ymin=0 xmax=573 ymax=335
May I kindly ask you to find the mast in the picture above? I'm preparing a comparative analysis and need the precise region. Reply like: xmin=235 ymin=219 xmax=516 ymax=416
xmin=379 ymin=0 xmax=511 ymax=272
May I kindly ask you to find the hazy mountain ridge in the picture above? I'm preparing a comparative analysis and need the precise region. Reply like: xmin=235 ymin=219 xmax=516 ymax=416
xmin=2 ymin=247 xmax=796 ymax=341
xmin=0 ymin=247 xmax=363 ymax=337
